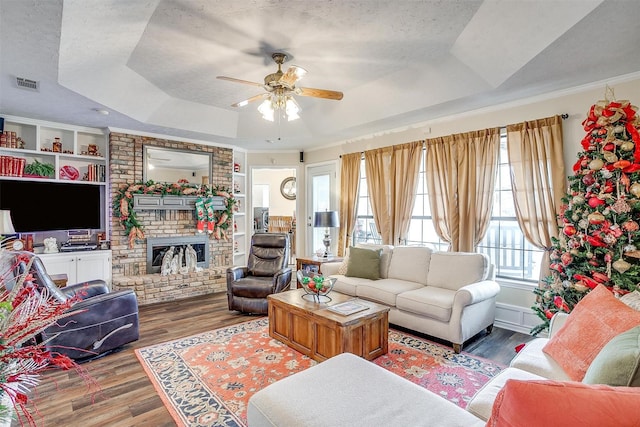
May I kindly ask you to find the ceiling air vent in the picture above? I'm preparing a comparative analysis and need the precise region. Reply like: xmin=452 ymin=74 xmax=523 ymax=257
xmin=16 ymin=77 xmax=39 ymax=91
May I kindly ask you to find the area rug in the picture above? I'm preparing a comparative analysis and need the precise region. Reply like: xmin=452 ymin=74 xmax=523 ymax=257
xmin=136 ymin=318 xmax=503 ymax=427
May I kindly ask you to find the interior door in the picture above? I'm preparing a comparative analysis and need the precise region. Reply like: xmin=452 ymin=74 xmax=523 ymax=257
xmin=306 ymin=162 xmax=337 ymax=256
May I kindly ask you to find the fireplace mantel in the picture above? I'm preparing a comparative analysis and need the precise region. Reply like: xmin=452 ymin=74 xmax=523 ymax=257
xmin=132 ymin=194 xmax=225 ymax=211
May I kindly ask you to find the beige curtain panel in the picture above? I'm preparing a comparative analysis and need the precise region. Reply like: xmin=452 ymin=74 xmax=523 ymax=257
xmin=426 ymin=128 xmax=500 ymax=252
xmin=506 ymin=115 xmax=565 ymax=280
xmin=365 ymin=146 xmax=394 ymax=244
xmin=337 ymin=152 xmax=362 ymax=256
xmin=391 ymin=141 xmax=423 ymax=245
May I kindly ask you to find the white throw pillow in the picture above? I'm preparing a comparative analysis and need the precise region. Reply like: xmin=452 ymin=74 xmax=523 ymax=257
xmin=337 ymin=247 xmax=350 ymax=275
xmin=620 ymin=290 xmax=640 ymax=311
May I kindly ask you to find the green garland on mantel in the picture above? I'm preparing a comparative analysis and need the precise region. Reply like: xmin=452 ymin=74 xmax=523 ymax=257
xmin=113 ymin=181 xmax=237 ymax=248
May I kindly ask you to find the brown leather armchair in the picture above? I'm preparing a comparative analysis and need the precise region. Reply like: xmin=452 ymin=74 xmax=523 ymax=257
xmin=227 ymin=233 xmax=292 ymax=314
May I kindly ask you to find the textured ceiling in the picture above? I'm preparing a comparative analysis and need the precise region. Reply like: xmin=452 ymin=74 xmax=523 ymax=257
xmin=1 ymin=0 xmax=639 ymax=151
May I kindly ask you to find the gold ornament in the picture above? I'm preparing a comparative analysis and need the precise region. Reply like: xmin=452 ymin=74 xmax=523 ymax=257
xmin=630 ymin=183 xmax=640 ymax=198
xmin=573 ymin=282 xmax=589 ymax=292
xmin=588 ymin=212 xmax=605 ymax=224
xmin=572 ymin=195 xmax=585 ymax=205
xmin=621 ymin=141 xmax=635 ymax=151
xmin=613 ymin=259 xmax=631 ymax=273
xmin=589 ymin=158 xmax=604 ymax=170
xmin=602 ymin=151 xmax=618 ymax=163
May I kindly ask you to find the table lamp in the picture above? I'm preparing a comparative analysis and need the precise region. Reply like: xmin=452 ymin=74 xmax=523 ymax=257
xmin=314 ymin=210 xmax=339 ymax=258
xmin=0 ymin=210 xmax=15 ymax=236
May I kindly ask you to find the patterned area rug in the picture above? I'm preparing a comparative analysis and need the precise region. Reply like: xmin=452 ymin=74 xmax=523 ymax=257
xmin=136 ymin=318 xmax=503 ymax=427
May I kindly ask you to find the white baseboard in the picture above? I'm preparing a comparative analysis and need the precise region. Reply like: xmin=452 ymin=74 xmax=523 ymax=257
xmin=494 ymin=302 xmax=540 ymax=335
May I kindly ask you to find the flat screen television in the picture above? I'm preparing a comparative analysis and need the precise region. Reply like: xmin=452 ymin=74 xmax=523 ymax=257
xmin=0 ymin=180 xmax=103 ymax=232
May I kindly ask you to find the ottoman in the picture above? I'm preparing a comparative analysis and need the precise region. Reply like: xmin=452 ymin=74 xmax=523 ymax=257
xmin=247 ymin=353 xmax=484 ymax=427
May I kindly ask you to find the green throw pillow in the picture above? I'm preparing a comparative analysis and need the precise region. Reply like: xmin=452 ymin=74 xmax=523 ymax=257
xmin=345 ymin=246 xmax=381 ymax=280
xmin=582 ymin=325 xmax=640 ymax=387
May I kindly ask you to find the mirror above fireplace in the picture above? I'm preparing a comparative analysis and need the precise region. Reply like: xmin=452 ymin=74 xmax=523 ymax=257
xmin=143 ymin=146 xmax=212 ymax=185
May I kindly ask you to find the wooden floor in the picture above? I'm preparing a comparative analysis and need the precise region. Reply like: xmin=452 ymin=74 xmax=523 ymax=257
xmin=26 ymin=292 xmax=533 ymax=427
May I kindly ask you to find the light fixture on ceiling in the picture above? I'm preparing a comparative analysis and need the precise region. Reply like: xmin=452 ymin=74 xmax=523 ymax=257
xmin=92 ymin=108 xmax=109 ymax=115
xmin=257 ymin=88 xmax=301 ymax=122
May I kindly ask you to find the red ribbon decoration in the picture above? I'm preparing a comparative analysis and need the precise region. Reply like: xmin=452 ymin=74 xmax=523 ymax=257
xmin=627 ymin=121 xmax=640 ymax=164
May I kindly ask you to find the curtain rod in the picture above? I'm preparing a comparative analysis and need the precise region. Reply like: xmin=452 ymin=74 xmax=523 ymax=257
xmin=339 ymin=114 xmax=569 ymax=157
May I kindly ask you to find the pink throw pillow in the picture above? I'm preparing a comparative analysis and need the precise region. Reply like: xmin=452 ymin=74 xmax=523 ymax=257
xmin=487 ymin=379 xmax=640 ymax=427
xmin=542 ymin=285 xmax=640 ymax=381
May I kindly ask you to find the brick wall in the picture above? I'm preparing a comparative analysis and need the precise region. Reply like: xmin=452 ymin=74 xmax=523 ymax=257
xmin=109 ymin=132 xmax=233 ymax=305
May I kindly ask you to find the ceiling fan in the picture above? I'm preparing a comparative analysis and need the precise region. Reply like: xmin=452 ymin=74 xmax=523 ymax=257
xmin=217 ymin=53 xmax=343 ymax=121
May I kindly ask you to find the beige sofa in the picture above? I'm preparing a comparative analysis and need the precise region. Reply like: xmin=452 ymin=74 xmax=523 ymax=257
xmin=247 ymin=313 xmax=574 ymax=426
xmin=321 ymin=244 xmax=500 ymax=352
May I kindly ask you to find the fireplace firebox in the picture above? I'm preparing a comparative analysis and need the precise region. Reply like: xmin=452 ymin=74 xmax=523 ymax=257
xmin=146 ymin=235 xmax=210 ymax=274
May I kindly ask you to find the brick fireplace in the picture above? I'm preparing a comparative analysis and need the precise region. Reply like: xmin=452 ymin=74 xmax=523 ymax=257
xmin=109 ymin=132 xmax=233 ymax=305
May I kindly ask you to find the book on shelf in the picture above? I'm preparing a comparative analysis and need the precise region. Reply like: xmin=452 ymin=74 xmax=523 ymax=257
xmin=327 ymin=300 xmax=369 ymax=316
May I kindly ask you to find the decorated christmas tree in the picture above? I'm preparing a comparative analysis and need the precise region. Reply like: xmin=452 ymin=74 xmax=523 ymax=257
xmin=532 ymin=96 xmax=640 ymax=335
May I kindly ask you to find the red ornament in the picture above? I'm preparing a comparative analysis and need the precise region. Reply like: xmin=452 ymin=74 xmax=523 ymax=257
xmin=563 ymin=225 xmax=577 ymax=237
xmin=560 ymin=252 xmax=573 ymax=266
xmin=588 ymin=197 xmax=605 ymax=208
xmin=582 ymin=174 xmax=596 ymax=186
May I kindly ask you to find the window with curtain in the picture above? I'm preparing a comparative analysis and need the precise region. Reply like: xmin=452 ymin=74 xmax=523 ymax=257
xmin=406 ymin=148 xmax=447 ymax=250
xmin=476 ymin=129 xmax=544 ymax=281
xmin=353 ymin=158 xmax=379 ymax=244
xmin=352 ymin=130 xmax=544 ymax=281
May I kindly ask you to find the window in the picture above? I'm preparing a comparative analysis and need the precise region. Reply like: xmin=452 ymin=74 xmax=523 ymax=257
xmin=476 ymin=130 xmax=544 ymax=281
xmin=353 ymin=132 xmax=543 ymax=281
xmin=406 ymin=149 xmax=448 ymax=251
xmin=353 ymin=158 xmax=380 ymax=245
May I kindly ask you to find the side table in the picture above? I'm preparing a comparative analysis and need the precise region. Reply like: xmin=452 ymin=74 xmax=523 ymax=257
xmin=295 ymin=255 xmax=343 ymax=288
xmin=50 ymin=273 xmax=68 ymax=288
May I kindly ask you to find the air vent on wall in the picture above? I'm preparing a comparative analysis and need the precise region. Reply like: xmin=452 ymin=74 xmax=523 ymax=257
xmin=16 ymin=77 xmax=39 ymax=91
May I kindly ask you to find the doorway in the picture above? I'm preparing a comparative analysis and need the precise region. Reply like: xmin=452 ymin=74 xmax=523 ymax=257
xmin=251 ymin=167 xmax=297 ymax=262
xmin=305 ymin=162 xmax=338 ymax=256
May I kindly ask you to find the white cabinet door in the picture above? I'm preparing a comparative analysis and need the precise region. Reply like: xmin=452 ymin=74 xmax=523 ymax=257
xmin=37 ymin=251 xmax=112 ymax=286
xmin=39 ymin=253 xmax=78 ymax=283
xmin=76 ymin=252 xmax=111 ymax=284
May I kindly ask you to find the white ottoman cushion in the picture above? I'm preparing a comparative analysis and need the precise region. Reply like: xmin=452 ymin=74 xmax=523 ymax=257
xmin=248 ymin=352 xmax=484 ymax=427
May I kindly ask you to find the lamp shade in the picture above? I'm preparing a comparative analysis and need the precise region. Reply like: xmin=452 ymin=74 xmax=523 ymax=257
xmin=314 ymin=211 xmax=339 ymax=228
xmin=0 ymin=210 xmax=15 ymax=234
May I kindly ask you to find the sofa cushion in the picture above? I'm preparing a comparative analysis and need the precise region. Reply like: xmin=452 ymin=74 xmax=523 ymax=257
xmin=345 ymin=247 xmax=382 ymax=280
xmin=355 ymin=279 xmax=423 ymax=307
xmin=509 ymin=337 xmax=571 ymax=381
xmin=356 ymin=243 xmax=393 ymax=278
xmin=386 ymin=246 xmax=432 ymax=285
xmin=332 ymin=275 xmax=372 ymax=297
xmin=486 ymin=379 xmax=640 ymax=427
xmin=426 ymin=252 xmax=489 ymax=291
xmin=543 ymin=285 xmax=640 ymax=381
xmin=396 ymin=286 xmax=456 ymax=322
xmin=467 ymin=367 xmax=545 ymax=421
xmin=583 ymin=325 xmax=640 ymax=387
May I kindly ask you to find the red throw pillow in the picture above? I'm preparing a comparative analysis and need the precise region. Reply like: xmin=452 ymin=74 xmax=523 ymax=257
xmin=487 ymin=379 xmax=640 ymax=427
xmin=542 ymin=285 xmax=640 ymax=381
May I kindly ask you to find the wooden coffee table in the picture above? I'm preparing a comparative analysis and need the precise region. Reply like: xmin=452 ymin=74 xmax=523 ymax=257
xmin=268 ymin=288 xmax=389 ymax=362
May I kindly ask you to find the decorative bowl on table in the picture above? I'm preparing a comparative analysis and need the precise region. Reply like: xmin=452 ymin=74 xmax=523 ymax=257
xmin=296 ymin=270 xmax=336 ymax=302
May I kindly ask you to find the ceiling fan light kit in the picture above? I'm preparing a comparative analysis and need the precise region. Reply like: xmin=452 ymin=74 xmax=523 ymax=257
xmin=218 ymin=52 xmax=343 ymax=123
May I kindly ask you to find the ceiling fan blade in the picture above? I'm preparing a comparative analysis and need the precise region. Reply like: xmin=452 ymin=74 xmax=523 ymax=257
xmin=279 ymin=65 xmax=307 ymax=88
xmin=231 ymin=93 xmax=268 ymax=108
xmin=297 ymin=86 xmax=344 ymax=101
xmin=217 ymin=76 xmax=264 ymax=88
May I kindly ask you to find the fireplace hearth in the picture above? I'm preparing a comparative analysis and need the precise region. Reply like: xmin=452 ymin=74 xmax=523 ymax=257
xmin=146 ymin=235 xmax=210 ymax=274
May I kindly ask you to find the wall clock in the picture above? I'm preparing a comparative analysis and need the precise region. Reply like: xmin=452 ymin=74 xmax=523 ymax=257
xmin=280 ymin=176 xmax=296 ymax=200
